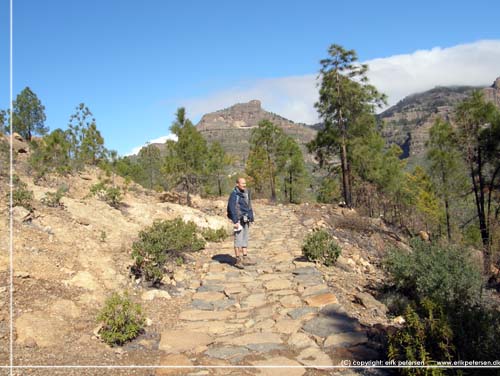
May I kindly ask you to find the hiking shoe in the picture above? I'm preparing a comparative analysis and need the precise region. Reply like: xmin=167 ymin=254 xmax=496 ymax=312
xmin=242 ymin=256 xmax=256 ymax=266
xmin=234 ymin=256 xmax=245 ymax=269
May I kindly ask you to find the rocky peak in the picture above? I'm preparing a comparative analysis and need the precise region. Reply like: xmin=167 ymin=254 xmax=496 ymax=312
xmin=484 ymin=76 xmax=500 ymax=107
xmin=195 ymin=100 xmax=317 ymax=166
xmin=493 ymin=77 xmax=500 ymax=89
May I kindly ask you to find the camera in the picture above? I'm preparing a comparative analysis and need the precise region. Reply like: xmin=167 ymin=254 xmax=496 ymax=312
xmin=242 ymin=214 xmax=249 ymax=223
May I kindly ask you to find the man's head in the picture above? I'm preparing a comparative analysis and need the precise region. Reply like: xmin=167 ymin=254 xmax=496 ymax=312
xmin=236 ymin=177 xmax=246 ymax=191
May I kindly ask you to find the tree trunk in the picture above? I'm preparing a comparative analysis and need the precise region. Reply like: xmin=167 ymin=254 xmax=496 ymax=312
xmin=340 ymin=140 xmax=352 ymax=207
xmin=289 ymin=171 xmax=293 ymax=203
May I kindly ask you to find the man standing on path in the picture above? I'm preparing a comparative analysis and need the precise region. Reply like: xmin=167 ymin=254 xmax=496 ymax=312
xmin=227 ymin=177 xmax=255 ymax=268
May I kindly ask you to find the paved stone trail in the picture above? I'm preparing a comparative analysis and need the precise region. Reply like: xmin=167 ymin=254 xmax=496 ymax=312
xmin=158 ymin=204 xmax=381 ymax=375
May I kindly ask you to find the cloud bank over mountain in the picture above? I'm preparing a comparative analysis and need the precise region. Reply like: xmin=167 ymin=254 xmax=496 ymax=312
xmin=128 ymin=40 xmax=500 ymax=155
xmin=183 ymin=40 xmax=500 ymax=124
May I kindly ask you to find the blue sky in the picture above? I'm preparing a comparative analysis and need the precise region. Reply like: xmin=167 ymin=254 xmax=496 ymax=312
xmin=1 ymin=0 xmax=500 ymax=156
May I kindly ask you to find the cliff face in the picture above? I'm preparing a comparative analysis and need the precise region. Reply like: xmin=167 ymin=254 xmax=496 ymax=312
xmin=378 ymin=78 xmax=500 ymax=160
xmin=196 ymin=100 xmax=317 ymax=164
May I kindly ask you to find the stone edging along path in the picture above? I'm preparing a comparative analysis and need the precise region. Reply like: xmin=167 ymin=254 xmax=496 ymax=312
xmin=155 ymin=204 xmax=384 ymax=375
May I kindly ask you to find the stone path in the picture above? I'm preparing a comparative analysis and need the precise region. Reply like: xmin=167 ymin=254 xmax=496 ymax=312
xmin=157 ymin=204 xmax=384 ymax=375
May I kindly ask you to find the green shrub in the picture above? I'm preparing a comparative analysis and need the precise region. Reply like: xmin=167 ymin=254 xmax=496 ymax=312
xmin=384 ymin=239 xmax=482 ymax=309
xmin=202 ymin=227 xmax=229 ymax=242
xmin=40 ymin=186 xmax=68 ymax=208
xmin=96 ymin=292 xmax=145 ymax=346
xmin=89 ymin=182 xmax=122 ymax=208
xmin=131 ymin=218 xmax=205 ymax=284
xmin=388 ymin=298 xmax=453 ymax=375
xmin=11 ymin=178 xmax=34 ymax=211
xmin=302 ymin=229 xmax=341 ymax=266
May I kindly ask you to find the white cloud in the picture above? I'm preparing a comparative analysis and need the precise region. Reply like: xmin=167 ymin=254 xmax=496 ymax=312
xmin=177 ymin=39 xmax=500 ymax=124
xmin=125 ymin=133 xmax=177 ymax=156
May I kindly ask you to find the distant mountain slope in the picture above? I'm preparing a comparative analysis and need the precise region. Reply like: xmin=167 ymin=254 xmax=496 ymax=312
xmin=378 ymin=77 xmax=500 ymax=159
xmin=195 ymin=100 xmax=317 ymax=165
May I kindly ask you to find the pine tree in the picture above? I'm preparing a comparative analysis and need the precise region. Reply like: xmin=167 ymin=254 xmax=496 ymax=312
xmin=138 ymin=143 xmax=162 ymax=190
xmin=248 ymin=119 xmax=286 ymax=202
xmin=12 ymin=87 xmax=48 ymax=141
xmin=426 ymin=118 xmax=467 ymax=241
xmin=455 ymin=91 xmax=500 ymax=272
xmin=277 ymin=136 xmax=308 ymax=203
xmin=309 ymin=44 xmax=386 ymax=208
xmin=162 ymin=108 xmax=208 ymax=206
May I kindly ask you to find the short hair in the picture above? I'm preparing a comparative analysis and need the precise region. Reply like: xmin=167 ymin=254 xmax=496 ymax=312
xmin=236 ymin=177 xmax=245 ymax=184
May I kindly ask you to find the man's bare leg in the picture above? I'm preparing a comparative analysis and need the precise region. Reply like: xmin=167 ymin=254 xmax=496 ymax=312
xmin=242 ymin=247 xmax=247 ymax=256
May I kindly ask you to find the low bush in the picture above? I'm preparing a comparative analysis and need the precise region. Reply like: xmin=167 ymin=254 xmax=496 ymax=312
xmin=202 ymin=227 xmax=229 ymax=242
xmin=96 ymin=292 xmax=145 ymax=346
xmin=11 ymin=177 xmax=34 ymax=211
xmin=89 ymin=182 xmax=122 ymax=208
xmin=383 ymin=238 xmax=482 ymax=309
xmin=302 ymin=229 xmax=341 ymax=266
xmin=388 ymin=298 xmax=453 ymax=374
xmin=131 ymin=218 xmax=205 ymax=284
xmin=40 ymin=186 xmax=68 ymax=208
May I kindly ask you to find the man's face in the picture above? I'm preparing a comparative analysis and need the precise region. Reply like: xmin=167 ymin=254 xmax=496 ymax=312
xmin=237 ymin=178 xmax=246 ymax=190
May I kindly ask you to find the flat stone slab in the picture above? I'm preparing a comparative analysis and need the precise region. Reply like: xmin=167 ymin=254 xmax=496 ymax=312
xmin=292 ymin=267 xmax=321 ymax=276
xmin=159 ymin=330 xmax=213 ymax=353
xmin=156 ymin=353 xmax=193 ymax=376
xmin=181 ymin=321 xmax=242 ymax=335
xmin=287 ymin=307 xmax=318 ymax=320
xmin=264 ymin=279 xmax=293 ymax=290
xmin=246 ymin=343 xmax=286 ymax=352
xmin=205 ymin=346 xmax=249 ymax=361
xmin=324 ymin=331 xmax=368 ymax=347
xmin=192 ymin=291 xmax=226 ymax=301
xmin=300 ymin=284 xmax=331 ymax=297
xmin=191 ymin=300 xmax=214 ymax=311
xmin=297 ymin=347 xmax=333 ymax=367
xmin=273 ymin=319 xmax=302 ymax=334
xmin=302 ymin=314 xmax=360 ymax=338
xmin=287 ymin=332 xmax=318 ymax=349
xmin=305 ymin=293 xmax=338 ymax=307
xmin=179 ymin=310 xmax=232 ymax=321
xmin=241 ymin=293 xmax=267 ymax=308
xmin=279 ymin=295 xmax=303 ymax=308
xmin=218 ymin=332 xmax=283 ymax=346
xmin=197 ymin=284 xmax=224 ymax=293
xmin=251 ymin=357 xmax=305 ymax=376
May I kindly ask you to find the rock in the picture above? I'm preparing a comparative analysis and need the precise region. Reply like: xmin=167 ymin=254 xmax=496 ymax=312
xmin=304 ymin=293 xmax=338 ymax=307
xmin=297 ymin=347 xmax=333 ymax=367
xmin=251 ymin=357 xmax=305 ymax=376
xmin=303 ymin=218 xmax=315 ymax=227
xmin=204 ymin=346 xmax=249 ymax=361
xmin=141 ymin=289 xmax=172 ymax=301
xmin=173 ymin=269 xmax=187 ymax=282
xmin=65 ymin=271 xmax=100 ymax=291
xmin=273 ymin=319 xmax=302 ymax=335
xmin=302 ymin=314 xmax=361 ymax=338
xmin=179 ymin=310 xmax=232 ymax=321
xmin=197 ymin=284 xmax=224 ymax=292
xmin=287 ymin=307 xmax=318 ymax=320
xmin=288 ymin=332 xmax=318 ymax=349
xmin=14 ymin=271 xmax=30 ymax=279
xmin=354 ymin=292 xmax=388 ymax=315
xmin=292 ymin=267 xmax=321 ymax=276
xmin=264 ymin=279 xmax=293 ymax=290
xmin=393 ymin=316 xmax=405 ymax=325
xmin=324 ymin=331 xmax=368 ymax=347
xmin=218 ymin=332 xmax=282 ymax=347
xmin=159 ymin=330 xmax=213 ymax=353
xmin=156 ymin=353 xmax=193 ymax=376
xmin=241 ymin=293 xmax=267 ymax=308
xmin=12 ymin=206 xmax=31 ymax=222
xmin=192 ymin=291 xmax=225 ymax=301
xmin=279 ymin=295 xmax=302 ymax=308
xmin=246 ymin=343 xmax=285 ymax=352
xmin=15 ymin=312 xmax=70 ymax=347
